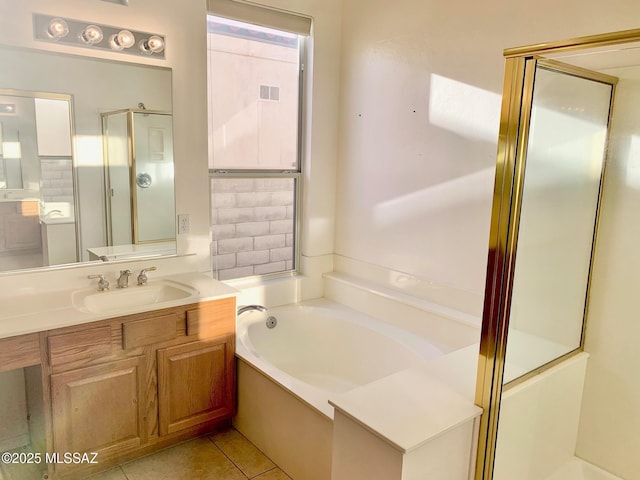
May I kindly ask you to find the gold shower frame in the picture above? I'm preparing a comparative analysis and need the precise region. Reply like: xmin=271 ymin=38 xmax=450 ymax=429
xmin=474 ymin=28 xmax=640 ymax=480
xmin=101 ymin=108 xmax=173 ymax=246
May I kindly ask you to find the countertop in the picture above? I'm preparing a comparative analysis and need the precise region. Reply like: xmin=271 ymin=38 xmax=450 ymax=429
xmin=0 ymin=272 xmax=238 ymax=340
xmin=87 ymin=242 xmax=177 ymax=260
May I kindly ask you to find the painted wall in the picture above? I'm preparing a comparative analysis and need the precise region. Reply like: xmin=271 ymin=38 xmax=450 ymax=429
xmin=335 ymin=0 xmax=640 ymax=302
xmin=576 ymin=65 xmax=640 ymax=480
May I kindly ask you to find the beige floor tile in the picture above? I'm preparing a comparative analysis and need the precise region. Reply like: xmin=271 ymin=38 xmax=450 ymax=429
xmin=210 ymin=429 xmax=275 ymax=478
xmin=253 ymin=468 xmax=292 ymax=480
xmin=121 ymin=437 xmax=246 ymax=480
xmin=85 ymin=466 xmax=128 ymax=480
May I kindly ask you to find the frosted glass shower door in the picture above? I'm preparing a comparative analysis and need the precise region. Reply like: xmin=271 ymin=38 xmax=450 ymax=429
xmin=132 ymin=112 xmax=175 ymax=243
xmin=503 ymin=63 xmax=614 ymax=383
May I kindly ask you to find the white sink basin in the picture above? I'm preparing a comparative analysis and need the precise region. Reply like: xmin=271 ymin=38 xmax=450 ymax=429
xmin=72 ymin=280 xmax=198 ymax=314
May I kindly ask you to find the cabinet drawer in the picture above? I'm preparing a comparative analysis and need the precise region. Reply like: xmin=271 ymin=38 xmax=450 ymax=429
xmin=122 ymin=313 xmax=178 ymax=349
xmin=186 ymin=297 xmax=235 ymax=339
xmin=48 ymin=325 xmax=112 ymax=368
xmin=0 ymin=333 xmax=41 ymax=372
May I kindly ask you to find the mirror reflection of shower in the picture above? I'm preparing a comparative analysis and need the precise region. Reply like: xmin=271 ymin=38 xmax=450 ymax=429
xmin=100 ymin=108 xmax=175 ymax=258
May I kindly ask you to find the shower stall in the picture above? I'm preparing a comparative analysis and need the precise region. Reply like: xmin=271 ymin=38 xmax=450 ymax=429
xmin=476 ymin=29 xmax=640 ymax=480
xmin=101 ymin=109 xmax=175 ymax=247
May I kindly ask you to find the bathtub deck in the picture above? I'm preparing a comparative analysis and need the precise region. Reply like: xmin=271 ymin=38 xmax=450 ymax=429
xmin=545 ymin=458 xmax=624 ymax=480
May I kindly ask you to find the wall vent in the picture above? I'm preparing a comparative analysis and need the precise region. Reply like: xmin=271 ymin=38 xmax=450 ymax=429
xmin=259 ymin=84 xmax=280 ymax=101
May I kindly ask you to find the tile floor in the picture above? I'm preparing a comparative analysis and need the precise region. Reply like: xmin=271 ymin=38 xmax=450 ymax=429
xmin=0 ymin=428 xmax=291 ymax=480
xmin=88 ymin=429 xmax=291 ymax=480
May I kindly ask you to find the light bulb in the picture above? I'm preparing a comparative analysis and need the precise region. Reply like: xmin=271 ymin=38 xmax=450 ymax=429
xmin=79 ymin=25 xmax=104 ymax=45
xmin=109 ymin=29 xmax=135 ymax=50
xmin=47 ymin=18 xmax=69 ymax=39
xmin=139 ymin=35 xmax=165 ymax=55
xmin=147 ymin=35 xmax=165 ymax=53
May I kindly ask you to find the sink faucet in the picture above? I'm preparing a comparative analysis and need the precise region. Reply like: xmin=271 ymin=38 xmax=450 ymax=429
xmin=43 ymin=209 xmax=63 ymax=218
xmin=237 ymin=305 xmax=267 ymax=316
xmin=117 ymin=270 xmax=132 ymax=288
xmin=88 ymin=274 xmax=109 ymax=292
xmin=137 ymin=266 xmax=157 ymax=286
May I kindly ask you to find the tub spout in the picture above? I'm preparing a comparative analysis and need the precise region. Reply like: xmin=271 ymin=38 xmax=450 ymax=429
xmin=237 ymin=304 xmax=267 ymax=316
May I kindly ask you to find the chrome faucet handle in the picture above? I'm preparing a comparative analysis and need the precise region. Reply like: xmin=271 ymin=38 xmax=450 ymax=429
xmin=88 ymin=274 xmax=109 ymax=292
xmin=117 ymin=269 xmax=132 ymax=288
xmin=137 ymin=266 xmax=157 ymax=286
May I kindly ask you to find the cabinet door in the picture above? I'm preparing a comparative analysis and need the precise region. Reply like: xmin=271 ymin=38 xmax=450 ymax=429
xmin=3 ymin=214 xmax=41 ymax=251
xmin=157 ymin=336 xmax=235 ymax=435
xmin=51 ymin=357 xmax=146 ymax=466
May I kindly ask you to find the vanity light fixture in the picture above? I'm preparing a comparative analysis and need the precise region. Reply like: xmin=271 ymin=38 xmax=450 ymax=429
xmin=33 ymin=13 xmax=166 ymax=59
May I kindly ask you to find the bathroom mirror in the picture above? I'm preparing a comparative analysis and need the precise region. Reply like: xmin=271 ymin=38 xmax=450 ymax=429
xmin=0 ymin=45 xmax=175 ymax=273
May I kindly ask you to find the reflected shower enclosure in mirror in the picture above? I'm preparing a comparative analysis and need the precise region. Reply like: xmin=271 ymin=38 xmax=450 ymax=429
xmin=0 ymin=45 xmax=175 ymax=273
xmin=101 ymin=109 xmax=175 ymax=248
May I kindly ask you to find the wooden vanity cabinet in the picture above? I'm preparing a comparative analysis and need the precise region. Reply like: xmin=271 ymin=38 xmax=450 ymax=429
xmin=50 ymin=356 xmax=147 ymax=463
xmin=157 ymin=334 xmax=235 ymax=435
xmin=45 ymin=296 xmax=236 ymax=478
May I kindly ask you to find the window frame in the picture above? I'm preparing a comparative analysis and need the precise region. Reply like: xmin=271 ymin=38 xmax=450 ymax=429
xmin=207 ymin=20 xmax=306 ymax=281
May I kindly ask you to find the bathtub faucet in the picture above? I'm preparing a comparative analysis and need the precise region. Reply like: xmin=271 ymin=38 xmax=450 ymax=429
xmin=237 ymin=305 xmax=267 ymax=316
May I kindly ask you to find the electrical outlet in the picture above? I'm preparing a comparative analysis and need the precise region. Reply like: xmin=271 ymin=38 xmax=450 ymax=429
xmin=177 ymin=214 xmax=190 ymax=234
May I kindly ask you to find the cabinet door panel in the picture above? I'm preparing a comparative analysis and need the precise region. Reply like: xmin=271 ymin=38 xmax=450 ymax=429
xmin=157 ymin=336 xmax=235 ymax=435
xmin=51 ymin=357 xmax=146 ymax=462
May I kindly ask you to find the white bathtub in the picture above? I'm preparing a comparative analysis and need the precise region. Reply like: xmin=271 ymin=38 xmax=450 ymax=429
xmin=234 ymin=297 xmax=478 ymax=480
xmin=236 ymin=299 xmax=445 ymax=417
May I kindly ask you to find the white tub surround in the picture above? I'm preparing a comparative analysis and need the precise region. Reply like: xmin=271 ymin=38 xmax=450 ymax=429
xmin=331 ymin=255 xmax=484 ymax=317
xmin=227 ymin=253 xmax=335 ymax=308
xmin=322 ymin=255 xmax=482 ymax=357
xmin=494 ymin=353 xmax=589 ymax=480
xmin=330 ymin=369 xmax=481 ymax=480
xmin=234 ymin=359 xmax=334 ymax=480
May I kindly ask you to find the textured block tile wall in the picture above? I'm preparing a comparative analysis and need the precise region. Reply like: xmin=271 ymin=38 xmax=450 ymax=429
xmin=211 ymin=178 xmax=295 ymax=280
xmin=40 ymin=158 xmax=74 ymax=202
